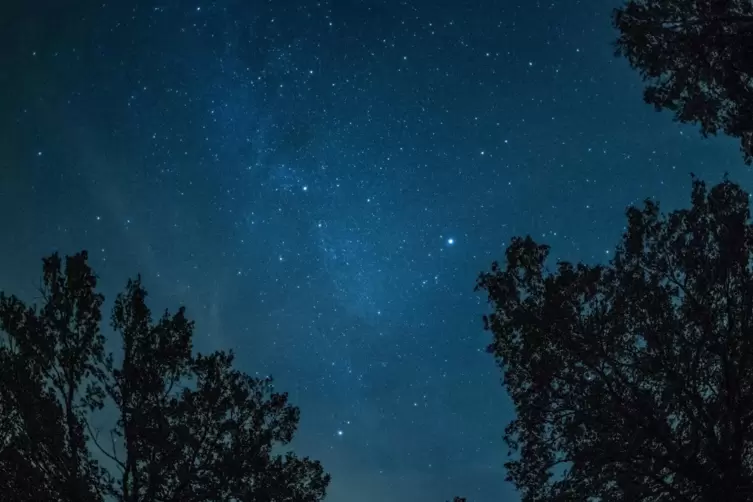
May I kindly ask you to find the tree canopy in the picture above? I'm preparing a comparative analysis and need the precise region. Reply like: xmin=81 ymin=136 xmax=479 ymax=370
xmin=0 ymin=251 xmax=329 ymax=501
xmin=614 ymin=0 xmax=753 ymax=163
xmin=476 ymin=178 xmax=753 ymax=500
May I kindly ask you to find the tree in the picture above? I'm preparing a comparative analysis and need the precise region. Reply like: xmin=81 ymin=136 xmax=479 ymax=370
xmin=0 ymin=251 xmax=330 ymax=501
xmin=613 ymin=0 xmax=753 ymax=163
xmin=476 ymin=178 xmax=753 ymax=501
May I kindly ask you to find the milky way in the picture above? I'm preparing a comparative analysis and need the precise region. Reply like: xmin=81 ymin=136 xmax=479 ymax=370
xmin=1 ymin=1 xmax=751 ymax=500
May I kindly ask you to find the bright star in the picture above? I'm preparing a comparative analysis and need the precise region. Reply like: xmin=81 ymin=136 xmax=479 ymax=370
xmin=447 ymin=238 xmax=454 ymax=245
xmin=337 ymin=430 xmax=343 ymax=436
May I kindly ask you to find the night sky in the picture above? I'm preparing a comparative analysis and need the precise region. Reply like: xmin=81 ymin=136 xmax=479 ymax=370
xmin=1 ymin=1 xmax=751 ymax=500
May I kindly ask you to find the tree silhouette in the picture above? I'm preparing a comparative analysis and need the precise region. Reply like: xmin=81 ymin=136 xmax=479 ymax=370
xmin=614 ymin=0 xmax=753 ymax=163
xmin=0 ymin=251 xmax=329 ymax=501
xmin=476 ymin=178 xmax=753 ymax=500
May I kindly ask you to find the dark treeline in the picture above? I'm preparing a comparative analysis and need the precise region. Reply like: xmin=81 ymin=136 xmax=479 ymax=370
xmin=0 ymin=253 xmax=329 ymax=501
xmin=615 ymin=0 xmax=753 ymax=164
xmin=477 ymin=177 xmax=753 ymax=500
xmin=452 ymin=0 xmax=753 ymax=500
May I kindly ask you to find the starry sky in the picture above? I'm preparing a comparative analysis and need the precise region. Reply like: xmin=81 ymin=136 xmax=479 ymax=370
xmin=1 ymin=1 xmax=751 ymax=501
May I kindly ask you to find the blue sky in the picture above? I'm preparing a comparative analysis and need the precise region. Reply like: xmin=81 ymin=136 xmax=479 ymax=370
xmin=0 ymin=1 xmax=749 ymax=500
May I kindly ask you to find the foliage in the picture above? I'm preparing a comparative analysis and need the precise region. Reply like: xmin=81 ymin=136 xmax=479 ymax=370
xmin=0 ymin=251 xmax=329 ymax=501
xmin=476 ymin=178 xmax=753 ymax=500
xmin=613 ymin=0 xmax=753 ymax=163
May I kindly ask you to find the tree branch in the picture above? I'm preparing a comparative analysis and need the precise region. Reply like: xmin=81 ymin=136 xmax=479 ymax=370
xmin=85 ymin=420 xmax=125 ymax=473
